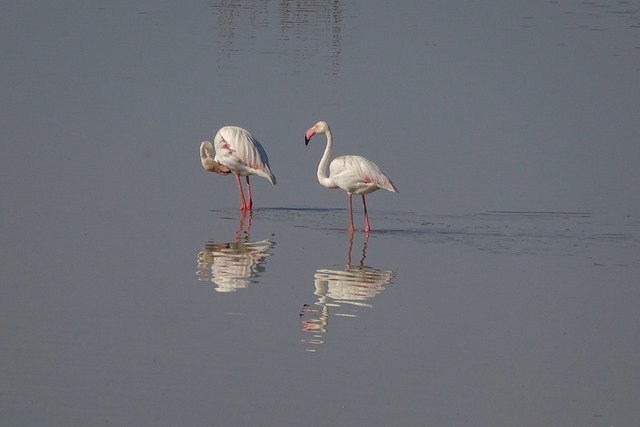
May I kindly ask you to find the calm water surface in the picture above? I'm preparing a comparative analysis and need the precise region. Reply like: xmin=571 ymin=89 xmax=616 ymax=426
xmin=1 ymin=1 xmax=639 ymax=426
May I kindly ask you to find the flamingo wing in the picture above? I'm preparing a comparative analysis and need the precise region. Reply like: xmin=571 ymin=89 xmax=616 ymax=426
xmin=213 ymin=126 xmax=276 ymax=184
xmin=329 ymin=155 xmax=397 ymax=195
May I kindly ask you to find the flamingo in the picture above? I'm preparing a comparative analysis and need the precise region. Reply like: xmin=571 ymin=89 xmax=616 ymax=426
xmin=200 ymin=126 xmax=276 ymax=211
xmin=304 ymin=120 xmax=398 ymax=233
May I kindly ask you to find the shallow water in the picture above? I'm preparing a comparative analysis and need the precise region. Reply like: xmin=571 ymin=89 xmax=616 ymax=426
xmin=2 ymin=1 xmax=639 ymax=426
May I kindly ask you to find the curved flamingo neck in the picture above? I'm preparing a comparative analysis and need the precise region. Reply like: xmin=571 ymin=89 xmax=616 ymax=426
xmin=317 ymin=129 xmax=335 ymax=188
xmin=200 ymin=141 xmax=212 ymax=160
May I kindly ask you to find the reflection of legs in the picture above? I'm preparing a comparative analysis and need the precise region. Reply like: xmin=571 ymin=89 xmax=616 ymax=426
xmin=234 ymin=211 xmax=244 ymax=241
xmin=245 ymin=176 xmax=253 ymax=211
xmin=361 ymin=231 xmax=369 ymax=264
xmin=245 ymin=210 xmax=252 ymax=231
xmin=348 ymin=193 xmax=355 ymax=233
xmin=346 ymin=227 xmax=369 ymax=267
xmin=362 ymin=195 xmax=371 ymax=233
xmin=346 ymin=229 xmax=354 ymax=267
xmin=235 ymin=211 xmax=252 ymax=240
xmin=235 ymin=174 xmax=247 ymax=211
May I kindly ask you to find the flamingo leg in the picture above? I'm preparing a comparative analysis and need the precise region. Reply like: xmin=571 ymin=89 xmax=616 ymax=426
xmin=348 ymin=193 xmax=355 ymax=233
xmin=362 ymin=195 xmax=371 ymax=233
xmin=245 ymin=176 xmax=253 ymax=211
xmin=235 ymin=174 xmax=248 ymax=211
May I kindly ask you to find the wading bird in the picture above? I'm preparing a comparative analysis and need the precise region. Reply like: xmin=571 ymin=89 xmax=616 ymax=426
xmin=304 ymin=120 xmax=397 ymax=232
xmin=200 ymin=126 xmax=276 ymax=211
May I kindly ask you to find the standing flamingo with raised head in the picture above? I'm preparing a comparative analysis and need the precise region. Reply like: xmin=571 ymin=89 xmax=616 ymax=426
xmin=304 ymin=120 xmax=398 ymax=233
xmin=200 ymin=126 xmax=276 ymax=211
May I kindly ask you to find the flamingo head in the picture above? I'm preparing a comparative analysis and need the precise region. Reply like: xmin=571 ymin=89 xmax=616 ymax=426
xmin=200 ymin=141 xmax=231 ymax=175
xmin=305 ymin=120 xmax=330 ymax=145
xmin=200 ymin=141 xmax=214 ymax=158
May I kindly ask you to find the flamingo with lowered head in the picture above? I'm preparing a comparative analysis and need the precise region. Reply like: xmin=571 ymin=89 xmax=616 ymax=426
xmin=200 ymin=126 xmax=276 ymax=211
xmin=304 ymin=120 xmax=398 ymax=232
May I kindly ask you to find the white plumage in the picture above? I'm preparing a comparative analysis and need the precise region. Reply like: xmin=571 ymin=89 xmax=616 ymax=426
xmin=327 ymin=155 xmax=396 ymax=195
xmin=200 ymin=126 xmax=276 ymax=211
xmin=213 ymin=126 xmax=276 ymax=184
xmin=304 ymin=120 xmax=397 ymax=232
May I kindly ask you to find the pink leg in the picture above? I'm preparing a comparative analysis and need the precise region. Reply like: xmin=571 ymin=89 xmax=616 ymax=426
xmin=245 ymin=176 xmax=253 ymax=211
xmin=235 ymin=174 xmax=248 ymax=211
xmin=362 ymin=195 xmax=371 ymax=233
xmin=348 ymin=193 xmax=355 ymax=233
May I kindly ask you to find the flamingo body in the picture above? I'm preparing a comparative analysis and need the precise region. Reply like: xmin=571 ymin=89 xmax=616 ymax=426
xmin=327 ymin=155 xmax=397 ymax=195
xmin=304 ymin=120 xmax=397 ymax=232
xmin=213 ymin=126 xmax=276 ymax=184
xmin=200 ymin=126 xmax=276 ymax=211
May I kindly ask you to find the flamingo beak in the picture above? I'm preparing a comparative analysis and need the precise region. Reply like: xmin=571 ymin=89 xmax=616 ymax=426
xmin=304 ymin=129 xmax=315 ymax=146
xmin=217 ymin=164 xmax=231 ymax=175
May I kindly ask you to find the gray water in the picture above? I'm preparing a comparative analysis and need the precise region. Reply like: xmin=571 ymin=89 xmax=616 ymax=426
xmin=2 ymin=1 xmax=639 ymax=426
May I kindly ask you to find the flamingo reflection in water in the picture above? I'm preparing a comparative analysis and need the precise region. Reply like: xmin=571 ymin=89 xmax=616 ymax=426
xmin=300 ymin=233 xmax=394 ymax=351
xmin=196 ymin=213 xmax=275 ymax=292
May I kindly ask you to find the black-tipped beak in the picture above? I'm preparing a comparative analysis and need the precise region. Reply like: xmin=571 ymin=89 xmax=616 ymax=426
xmin=304 ymin=129 xmax=314 ymax=146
